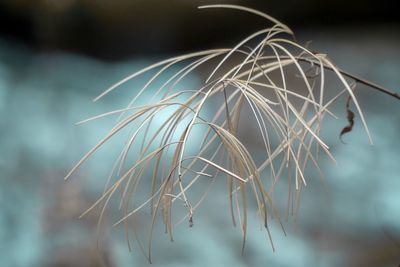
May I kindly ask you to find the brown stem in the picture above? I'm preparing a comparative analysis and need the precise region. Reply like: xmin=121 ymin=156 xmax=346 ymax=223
xmin=297 ymin=57 xmax=400 ymax=100
xmin=336 ymin=68 xmax=400 ymax=100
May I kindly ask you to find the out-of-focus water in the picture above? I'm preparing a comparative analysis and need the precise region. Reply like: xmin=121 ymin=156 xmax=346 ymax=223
xmin=0 ymin=29 xmax=399 ymax=267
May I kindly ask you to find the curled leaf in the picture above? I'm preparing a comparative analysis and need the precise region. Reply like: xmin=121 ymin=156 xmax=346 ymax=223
xmin=340 ymin=95 xmax=355 ymax=143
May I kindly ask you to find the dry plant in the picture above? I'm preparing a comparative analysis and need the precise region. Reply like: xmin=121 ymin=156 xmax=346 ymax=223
xmin=65 ymin=4 xmax=399 ymax=262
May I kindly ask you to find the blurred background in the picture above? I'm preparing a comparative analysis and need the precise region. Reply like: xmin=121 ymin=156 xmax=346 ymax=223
xmin=0 ymin=1 xmax=399 ymax=266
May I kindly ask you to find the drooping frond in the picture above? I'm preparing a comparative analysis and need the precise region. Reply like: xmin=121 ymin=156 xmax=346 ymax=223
xmin=66 ymin=5 xmax=375 ymax=262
